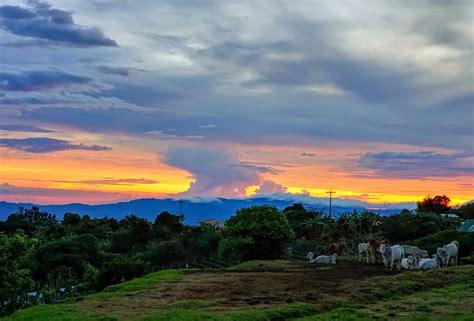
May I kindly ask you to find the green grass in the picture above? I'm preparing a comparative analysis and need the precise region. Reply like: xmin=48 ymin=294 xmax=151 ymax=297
xmin=3 ymin=264 xmax=474 ymax=321
xmin=1 ymin=269 xmax=184 ymax=321
xmin=228 ymin=260 xmax=267 ymax=270
xmin=0 ymin=304 xmax=96 ymax=321
xmin=88 ymin=269 xmax=184 ymax=299
xmin=296 ymin=280 xmax=474 ymax=321
xmin=169 ymin=300 xmax=217 ymax=309
xmin=141 ymin=303 xmax=318 ymax=321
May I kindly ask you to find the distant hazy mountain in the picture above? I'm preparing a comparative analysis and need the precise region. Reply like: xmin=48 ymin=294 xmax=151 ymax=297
xmin=0 ymin=195 xmax=415 ymax=225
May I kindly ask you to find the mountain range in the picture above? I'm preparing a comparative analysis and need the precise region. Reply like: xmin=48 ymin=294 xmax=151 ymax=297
xmin=0 ymin=194 xmax=416 ymax=225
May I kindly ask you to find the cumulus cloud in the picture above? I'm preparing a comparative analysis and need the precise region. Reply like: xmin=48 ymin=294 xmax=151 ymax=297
xmin=0 ymin=1 xmax=117 ymax=47
xmin=0 ymin=70 xmax=90 ymax=91
xmin=164 ymin=147 xmax=273 ymax=196
xmin=358 ymin=151 xmax=474 ymax=179
xmin=254 ymin=180 xmax=288 ymax=195
xmin=0 ymin=137 xmax=112 ymax=153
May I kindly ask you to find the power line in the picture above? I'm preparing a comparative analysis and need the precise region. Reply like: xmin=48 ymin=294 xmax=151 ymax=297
xmin=326 ymin=189 xmax=336 ymax=217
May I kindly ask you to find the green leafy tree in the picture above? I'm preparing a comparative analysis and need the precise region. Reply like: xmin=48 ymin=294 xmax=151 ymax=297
xmin=95 ymin=255 xmax=146 ymax=290
xmin=452 ymin=202 xmax=474 ymax=220
xmin=219 ymin=205 xmax=294 ymax=261
xmin=0 ymin=232 xmax=37 ymax=315
xmin=417 ymin=195 xmax=451 ymax=214
xmin=197 ymin=223 xmax=222 ymax=255
xmin=283 ymin=203 xmax=319 ymax=239
xmin=34 ymin=233 xmax=99 ymax=288
xmin=153 ymin=211 xmax=184 ymax=234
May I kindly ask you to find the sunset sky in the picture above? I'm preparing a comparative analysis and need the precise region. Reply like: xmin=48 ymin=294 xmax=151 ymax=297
xmin=0 ymin=0 xmax=472 ymax=206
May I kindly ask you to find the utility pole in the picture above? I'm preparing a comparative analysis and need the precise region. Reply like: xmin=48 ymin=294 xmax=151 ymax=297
xmin=326 ymin=189 xmax=336 ymax=217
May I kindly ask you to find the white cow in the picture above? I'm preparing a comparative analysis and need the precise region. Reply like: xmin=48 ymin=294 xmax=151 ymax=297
xmin=306 ymin=251 xmax=315 ymax=261
xmin=379 ymin=244 xmax=404 ymax=270
xmin=357 ymin=242 xmax=369 ymax=263
xmin=437 ymin=241 xmax=459 ymax=267
xmin=310 ymin=253 xmax=337 ymax=264
xmin=401 ymin=255 xmax=416 ymax=270
xmin=402 ymin=245 xmax=428 ymax=258
xmin=418 ymin=255 xmax=439 ymax=270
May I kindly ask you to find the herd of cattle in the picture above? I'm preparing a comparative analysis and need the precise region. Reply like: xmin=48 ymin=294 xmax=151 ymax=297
xmin=306 ymin=240 xmax=460 ymax=271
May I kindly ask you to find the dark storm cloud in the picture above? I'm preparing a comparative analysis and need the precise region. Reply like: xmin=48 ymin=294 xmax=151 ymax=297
xmin=0 ymin=137 xmax=112 ymax=153
xmin=0 ymin=1 xmax=117 ymax=47
xmin=0 ymin=70 xmax=90 ymax=91
xmin=358 ymin=151 xmax=474 ymax=179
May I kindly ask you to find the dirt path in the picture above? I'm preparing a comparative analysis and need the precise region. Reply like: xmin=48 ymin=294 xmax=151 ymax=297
xmin=79 ymin=259 xmax=393 ymax=318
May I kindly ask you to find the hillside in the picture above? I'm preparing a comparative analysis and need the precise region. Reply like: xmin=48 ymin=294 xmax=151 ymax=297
xmin=3 ymin=259 xmax=474 ymax=321
xmin=0 ymin=197 xmax=410 ymax=225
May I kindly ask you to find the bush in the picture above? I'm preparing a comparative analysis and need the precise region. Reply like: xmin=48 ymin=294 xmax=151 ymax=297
xmin=218 ymin=205 xmax=294 ymax=262
xmin=380 ymin=211 xmax=460 ymax=242
xmin=95 ymin=255 xmax=146 ymax=290
xmin=140 ymin=240 xmax=183 ymax=266
xmin=406 ymin=230 xmax=474 ymax=257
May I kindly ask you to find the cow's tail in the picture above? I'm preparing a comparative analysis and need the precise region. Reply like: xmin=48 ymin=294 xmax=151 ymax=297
xmin=452 ymin=240 xmax=460 ymax=249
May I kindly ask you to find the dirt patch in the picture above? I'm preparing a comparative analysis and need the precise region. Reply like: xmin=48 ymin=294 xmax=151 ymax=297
xmin=78 ymin=259 xmax=392 ymax=318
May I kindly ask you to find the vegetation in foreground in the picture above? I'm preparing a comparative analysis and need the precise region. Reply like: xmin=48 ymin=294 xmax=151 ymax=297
xmin=1 ymin=194 xmax=473 ymax=318
xmin=2 ymin=261 xmax=473 ymax=321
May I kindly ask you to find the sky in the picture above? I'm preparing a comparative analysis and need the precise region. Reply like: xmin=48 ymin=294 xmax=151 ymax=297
xmin=0 ymin=0 xmax=473 ymax=205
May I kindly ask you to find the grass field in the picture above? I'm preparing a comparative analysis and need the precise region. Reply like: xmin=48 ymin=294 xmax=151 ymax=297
xmin=2 ymin=259 xmax=473 ymax=321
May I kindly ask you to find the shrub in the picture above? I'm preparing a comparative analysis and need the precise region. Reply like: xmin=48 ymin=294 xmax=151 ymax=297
xmin=95 ymin=255 xmax=146 ymax=290
xmin=405 ymin=230 xmax=474 ymax=257
xmin=218 ymin=205 xmax=294 ymax=261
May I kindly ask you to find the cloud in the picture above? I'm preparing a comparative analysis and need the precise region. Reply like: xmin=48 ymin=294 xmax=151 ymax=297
xmin=0 ymin=123 xmax=53 ymax=133
xmin=164 ymin=147 xmax=273 ymax=196
xmin=301 ymin=152 xmax=315 ymax=157
xmin=0 ymin=1 xmax=117 ymax=47
xmin=94 ymin=65 xmax=139 ymax=77
xmin=0 ymin=183 xmax=130 ymax=204
xmin=0 ymin=137 xmax=112 ymax=153
xmin=358 ymin=151 xmax=474 ymax=179
xmin=254 ymin=180 xmax=288 ymax=195
xmin=65 ymin=178 xmax=159 ymax=186
xmin=0 ymin=70 xmax=90 ymax=91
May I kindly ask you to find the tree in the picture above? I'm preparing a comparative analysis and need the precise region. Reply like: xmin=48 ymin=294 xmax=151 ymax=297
xmin=417 ymin=195 xmax=451 ymax=214
xmin=34 ymin=233 xmax=100 ymax=288
xmin=153 ymin=211 xmax=184 ymax=234
xmin=452 ymin=203 xmax=474 ymax=220
xmin=0 ymin=232 xmax=36 ymax=315
xmin=218 ymin=205 xmax=294 ymax=261
xmin=283 ymin=203 xmax=319 ymax=238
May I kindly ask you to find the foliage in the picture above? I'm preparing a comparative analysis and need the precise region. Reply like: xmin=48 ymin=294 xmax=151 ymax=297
xmin=0 ymin=194 xmax=471 ymax=317
xmin=0 ymin=231 xmax=37 ymax=315
xmin=196 ymin=223 xmax=221 ymax=255
xmin=405 ymin=230 xmax=474 ymax=257
xmin=283 ymin=203 xmax=319 ymax=239
xmin=379 ymin=210 xmax=460 ymax=242
xmin=153 ymin=211 xmax=184 ymax=234
xmin=219 ymin=205 xmax=294 ymax=261
xmin=95 ymin=254 xmax=147 ymax=291
xmin=33 ymin=233 xmax=100 ymax=288
xmin=138 ymin=239 xmax=183 ymax=266
xmin=417 ymin=195 xmax=451 ymax=214
xmin=452 ymin=202 xmax=474 ymax=220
